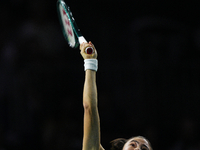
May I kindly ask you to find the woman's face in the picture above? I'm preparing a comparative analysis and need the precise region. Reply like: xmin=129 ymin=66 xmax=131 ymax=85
xmin=122 ymin=137 xmax=151 ymax=150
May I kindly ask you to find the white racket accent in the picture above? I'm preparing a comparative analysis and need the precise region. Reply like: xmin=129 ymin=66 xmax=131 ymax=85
xmin=78 ymin=36 xmax=87 ymax=44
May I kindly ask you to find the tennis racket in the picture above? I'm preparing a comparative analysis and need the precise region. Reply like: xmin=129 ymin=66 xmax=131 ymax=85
xmin=57 ymin=0 xmax=94 ymax=54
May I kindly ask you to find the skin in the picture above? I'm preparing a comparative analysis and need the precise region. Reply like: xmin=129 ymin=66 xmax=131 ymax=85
xmin=123 ymin=137 xmax=151 ymax=150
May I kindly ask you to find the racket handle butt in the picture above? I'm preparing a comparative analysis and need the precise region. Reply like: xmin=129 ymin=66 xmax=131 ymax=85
xmin=78 ymin=36 xmax=87 ymax=44
xmin=85 ymin=47 xmax=94 ymax=54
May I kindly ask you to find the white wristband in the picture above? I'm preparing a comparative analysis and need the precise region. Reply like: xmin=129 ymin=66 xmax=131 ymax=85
xmin=84 ymin=59 xmax=98 ymax=71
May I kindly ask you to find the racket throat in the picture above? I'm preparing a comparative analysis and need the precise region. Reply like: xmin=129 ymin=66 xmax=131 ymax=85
xmin=78 ymin=36 xmax=87 ymax=44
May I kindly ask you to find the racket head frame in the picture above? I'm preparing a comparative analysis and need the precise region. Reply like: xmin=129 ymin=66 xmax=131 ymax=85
xmin=57 ymin=0 xmax=82 ymax=48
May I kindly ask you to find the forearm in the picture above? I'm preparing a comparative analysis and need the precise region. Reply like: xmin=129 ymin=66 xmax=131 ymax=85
xmin=83 ymin=70 xmax=97 ymax=108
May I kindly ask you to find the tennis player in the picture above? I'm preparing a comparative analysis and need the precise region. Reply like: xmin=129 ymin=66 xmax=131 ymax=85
xmin=80 ymin=42 xmax=153 ymax=150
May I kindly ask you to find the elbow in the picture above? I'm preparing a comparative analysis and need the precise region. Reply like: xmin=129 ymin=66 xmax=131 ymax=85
xmin=83 ymin=102 xmax=90 ymax=110
xmin=83 ymin=100 xmax=97 ymax=110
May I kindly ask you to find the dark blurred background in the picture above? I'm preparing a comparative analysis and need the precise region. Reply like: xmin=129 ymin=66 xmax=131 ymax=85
xmin=1 ymin=0 xmax=200 ymax=150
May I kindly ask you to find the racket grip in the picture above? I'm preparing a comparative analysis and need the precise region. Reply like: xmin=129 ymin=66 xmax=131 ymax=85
xmin=78 ymin=36 xmax=87 ymax=44
xmin=78 ymin=36 xmax=94 ymax=54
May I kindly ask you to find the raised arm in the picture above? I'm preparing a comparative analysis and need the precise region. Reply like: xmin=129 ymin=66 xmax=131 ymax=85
xmin=80 ymin=42 xmax=104 ymax=150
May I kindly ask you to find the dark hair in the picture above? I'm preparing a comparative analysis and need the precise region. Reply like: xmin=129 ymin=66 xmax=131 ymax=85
xmin=110 ymin=138 xmax=127 ymax=150
xmin=110 ymin=136 xmax=152 ymax=150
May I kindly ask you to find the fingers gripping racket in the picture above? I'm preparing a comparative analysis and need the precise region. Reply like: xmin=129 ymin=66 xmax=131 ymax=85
xmin=57 ymin=0 xmax=94 ymax=54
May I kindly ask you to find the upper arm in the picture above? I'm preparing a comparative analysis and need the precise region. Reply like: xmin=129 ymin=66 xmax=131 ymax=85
xmin=82 ymin=106 xmax=101 ymax=150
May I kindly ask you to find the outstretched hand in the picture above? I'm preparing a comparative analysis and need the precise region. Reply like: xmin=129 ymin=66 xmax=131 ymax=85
xmin=80 ymin=41 xmax=97 ymax=59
